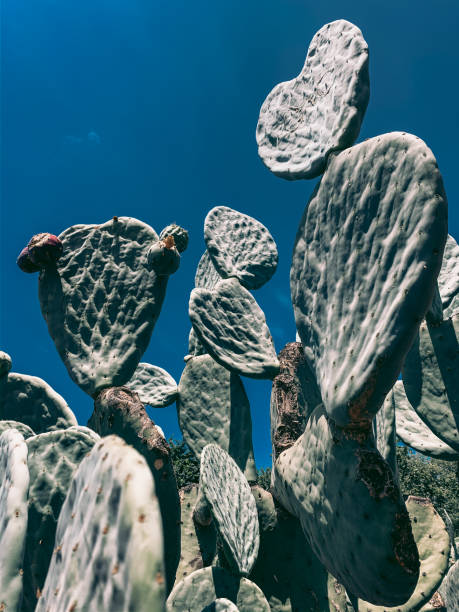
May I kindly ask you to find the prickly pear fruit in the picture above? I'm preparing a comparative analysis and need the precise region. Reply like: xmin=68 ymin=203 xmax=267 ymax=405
xmin=16 ymin=247 xmax=41 ymax=273
xmin=159 ymin=224 xmax=189 ymax=253
xmin=147 ymin=236 xmax=181 ymax=276
xmin=27 ymin=233 xmax=63 ymax=266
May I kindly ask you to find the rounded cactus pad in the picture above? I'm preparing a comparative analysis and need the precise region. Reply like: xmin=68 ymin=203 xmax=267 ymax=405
xmin=0 ymin=429 xmax=30 ymax=612
xmin=358 ymin=496 xmax=451 ymax=611
xmin=291 ymin=132 xmax=447 ymax=428
xmin=190 ymin=278 xmax=279 ymax=379
xmin=0 ymin=371 xmax=77 ymax=433
xmin=256 ymin=20 xmax=369 ymax=180
xmin=27 ymin=233 xmax=63 ymax=266
xmin=195 ymin=250 xmax=222 ymax=291
xmin=16 ymin=247 xmax=41 ymax=273
xmin=0 ymin=420 xmax=35 ymax=439
xmin=272 ymin=405 xmax=419 ymax=606
xmin=147 ymin=238 xmax=181 ymax=276
xmin=35 ymin=435 xmax=166 ymax=612
xmin=0 ymin=351 xmax=12 ymax=377
xmin=177 ymin=354 xmax=256 ymax=481
xmin=402 ymin=311 xmax=459 ymax=452
xmin=200 ymin=444 xmax=259 ymax=576
xmin=126 ymin=362 xmax=178 ymax=407
xmin=204 ymin=206 xmax=278 ymax=290
xmin=38 ymin=217 xmax=170 ymax=397
xmin=159 ymin=223 xmax=189 ymax=253
xmin=166 ymin=567 xmax=270 ymax=612
xmin=392 ymin=381 xmax=458 ymax=460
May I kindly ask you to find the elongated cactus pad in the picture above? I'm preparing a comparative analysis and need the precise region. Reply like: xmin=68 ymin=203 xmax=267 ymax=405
xmin=177 ymin=354 xmax=256 ymax=481
xmin=190 ymin=278 xmax=279 ymax=379
xmin=166 ymin=567 xmax=270 ymax=612
xmin=200 ymin=444 xmax=259 ymax=576
xmin=126 ymin=363 xmax=178 ymax=407
xmin=88 ymin=386 xmax=180 ymax=593
xmin=291 ymin=132 xmax=447 ymax=428
xmin=0 ymin=420 xmax=35 ymax=439
xmin=204 ymin=207 xmax=278 ymax=290
xmin=272 ymin=405 xmax=419 ymax=605
xmin=438 ymin=560 xmax=458 ymax=611
xmin=0 ymin=430 xmax=30 ymax=612
xmin=437 ymin=234 xmax=459 ymax=318
xmin=270 ymin=342 xmax=321 ymax=462
xmin=195 ymin=251 xmax=222 ymax=290
xmin=392 ymin=381 xmax=458 ymax=459
xmin=175 ymin=484 xmax=217 ymax=584
xmin=0 ymin=371 xmax=77 ymax=433
xmin=256 ymin=20 xmax=369 ymax=180
xmin=402 ymin=312 xmax=459 ymax=452
xmin=38 ymin=216 xmax=170 ymax=397
xmin=374 ymin=389 xmax=398 ymax=477
xmin=36 ymin=435 xmax=166 ymax=612
xmin=22 ymin=427 xmax=96 ymax=611
xmin=358 ymin=496 xmax=450 ymax=611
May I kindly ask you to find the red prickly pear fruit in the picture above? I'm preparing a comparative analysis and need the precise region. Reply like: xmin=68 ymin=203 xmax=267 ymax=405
xmin=147 ymin=237 xmax=180 ymax=276
xmin=27 ymin=233 xmax=63 ymax=266
xmin=17 ymin=247 xmax=41 ymax=273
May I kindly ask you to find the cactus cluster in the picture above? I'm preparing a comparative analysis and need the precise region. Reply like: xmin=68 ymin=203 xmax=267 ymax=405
xmin=2 ymin=17 xmax=458 ymax=612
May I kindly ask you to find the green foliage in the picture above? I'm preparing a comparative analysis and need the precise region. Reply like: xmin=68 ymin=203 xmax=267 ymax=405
xmin=396 ymin=445 xmax=459 ymax=536
xmin=168 ymin=438 xmax=200 ymax=489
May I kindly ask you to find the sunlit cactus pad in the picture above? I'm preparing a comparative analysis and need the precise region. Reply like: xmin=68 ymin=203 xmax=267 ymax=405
xmin=88 ymin=386 xmax=180 ymax=593
xmin=358 ymin=496 xmax=450 ymax=611
xmin=36 ymin=435 xmax=166 ymax=612
xmin=272 ymin=405 xmax=419 ymax=605
xmin=0 ymin=430 xmax=30 ymax=612
xmin=256 ymin=19 xmax=369 ymax=180
xmin=200 ymin=444 xmax=259 ymax=576
xmin=195 ymin=250 xmax=221 ymax=291
xmin=392 ymin=381 xmax=458 ymax=459
xmin=126 ymin=363 xmax=178 ymax=407
xmin=0 ymin=371 xmax=77 ymax=434
xmin=438 ymin=560 xmax=458 ymax=611
xmin=402 ymin=312 xmax=459 ymax=452
xmin=204 ymin=206 xmax=278 ymax=290
xmin=0 ymin=420 xmax=35 ymax=439
xmin=177 ymin=354 xmax=256 ymax=481
xmin=190 ymin=278 xmax=279 ymax=379
xmin=38 ymin=216 xmax=169 ymax=397
xmin=291 ymin=132 xmax=447 ymax=428
xmin=437 ymin=234 xmax=459 ymax=318
xmin=186 ymin=327 xmax=207 ymax=359
xmin=166 ymin=567 xmax=270 ymax=612
xmin=22 ymin=427 xmax=97 ymax=611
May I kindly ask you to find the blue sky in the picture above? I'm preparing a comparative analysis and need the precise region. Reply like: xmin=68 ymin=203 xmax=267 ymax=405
xmin=2 ymin=0 xmax=458 ymax=468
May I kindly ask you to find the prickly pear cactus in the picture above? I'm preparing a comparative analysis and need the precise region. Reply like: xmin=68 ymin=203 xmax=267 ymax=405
xmin=159 ymin=224 xmax=189 ymax=253
xmin=38 ymin=216 xmax=171 ymax=397
xmin=195 ymin=251 xmax=222 ymax=291
xmin=0 ymin=429 xmax=30 ymax=612
xmin=438 ymin=560 xmax=458 ymax=611
xmin=202 ymin=599 xmax=240 ymax=612
xmin=200 ymin=444 xmax=259 ymax=576
xmin=256 ymin=20 xmax=369 ymax=180
xmin=126 ymin=363 xmax=178 ymax=407
xmin=0 ymin=350 xmax=12 ymax=377
xmin=437 ymin=234 xmax=459 ymax=318
xmin=374 ymin=388 xmax=398 ymax=477
xmin=190 ymin=278 xmax=279 ymax=379
xmin=0 ymin=421 xmax=35 ymax=439
xmin=291 ymin=132 xmax=447 ymax=428
xmin=36 ymin=435 xmax=166 ymax=612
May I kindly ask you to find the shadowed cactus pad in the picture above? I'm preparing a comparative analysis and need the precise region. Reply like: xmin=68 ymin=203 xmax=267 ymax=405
xmin=374 ymin=389 xmax=398 ymax=477
xmin=291 ymin=132 xmax=447 ymax=428
xmin=177 ymin=354 xmax=256 ymax=481
xmin=126 ymin=363 xmax=178 ymax=407
xmin=202 ymin=599 xmax=240 ymax=612
xmin=204 ymin=206 xmax=278 ymax=290
xmin=0 ymin=430 xmax=30 ymax=612
xmin=272 ymin=405 xmax=419 ymax=605
xmin=190 ymin=278 xmax=279 ymax=379
xmin=38 ymin=216 xmax=171 ymax=397
xmin=256 ymin=20 xmax=369 ymax=180
xmin=0 ymin=421 xmax=35 ymax=439
xmin=36 ymin=435 xmax=166 ymax=612
xmin=0 ymin=351 xmax=12 ymax=377
xmin=195 ymin=251 xmax=222 ymax=291
xmin=200 ymin=444 xmax=259 ymax=576
xmin=0 ymin=370 xmax=77 ymax=434
xmin=166 ymin=567 xmax=270 ymax=612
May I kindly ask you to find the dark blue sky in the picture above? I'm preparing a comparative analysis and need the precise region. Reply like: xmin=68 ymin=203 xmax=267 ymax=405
xmin=2 ymin=0 xmax=458 ymax=468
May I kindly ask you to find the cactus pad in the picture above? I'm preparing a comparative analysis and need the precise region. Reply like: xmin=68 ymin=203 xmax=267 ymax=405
xmin=374 ymin=389 xmax=398 ymax=477
xmin=392 ymin=381 xmax=458 ymax=459
xmin=291 ymin=132 xmax=447 ymax=428
xmin=38 ymin=216 xmax=169 ymax=397
xmin=202 ymin=599 xmax=240 ymax=612
xmin=187 ymin=328 xmax=207 ymax=359
xmin=0 ymin=351 xmax=12 ymax=377
xmin=166 ymin=567 xmax=270 ymax=612
xmin=437 ymin=234 xmax=459 ymax=318
xmin=88 ymin=386 xmax=180 ymax=593
xmin=272 ymin=405 xmax=419 ymax=605
xmin=190 ymin=278 xmax=279 ymax=379
xmin=36 ymin=435 xmax=166 ymax=612
xmin=203 ymin=206 xmax=278 ymax=290
xmin=0 ymin=371 xmax=77 ymax=433
xmin=195 ymin=251 xmax=222 ymax=290
xmin=22 ymin=427 xmax=97 ymax=610
xmin=358 ymin=496 xmax=450 ymax=611
xmin=177 ymin=354 xmax=256 ymax=481
xmin=438 ymin=560 xmax=458 ymax=611
xmin=126 ymin=363 xmax=178 ymax=407
xmin=256 ymin=20 xmax=369 ymax=180
xmin=0 ymin=421 xmax=35 ymax=439
xmin=200 ymin=444 xmax=259 ymax=576
xmin=0 ymin=430 xmax=30 ymax=612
